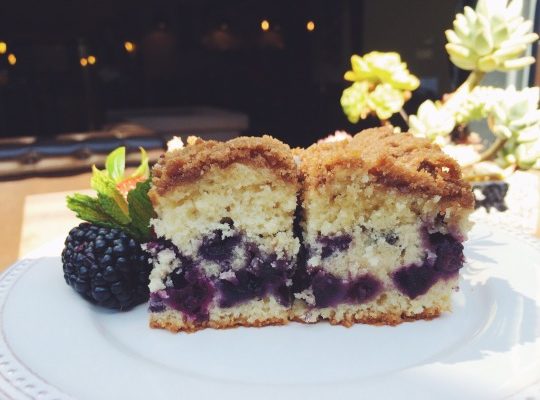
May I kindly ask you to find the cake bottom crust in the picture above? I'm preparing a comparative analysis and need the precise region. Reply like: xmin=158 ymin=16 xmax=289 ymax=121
xmin=149 ymin=296 xmax=290 ymax=333
xmin=290 ymin=305 xmax=442 ymax=327
xmin=150 ymin=303 xmax=448 ymax=333
xmin=149 ymin=306 xmax=442 ymax=333
xmin=150 ymin=311 xmax=289 ymax=333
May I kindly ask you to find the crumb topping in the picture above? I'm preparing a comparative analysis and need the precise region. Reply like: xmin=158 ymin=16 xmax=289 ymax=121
xmin=151 ymin=135 xmax=298 ymax=196
xmin=298 ymin=127 xmax=474 ymax=208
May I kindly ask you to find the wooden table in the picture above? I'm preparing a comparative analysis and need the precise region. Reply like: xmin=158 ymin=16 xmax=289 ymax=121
xmin=0 ymin=173 xmax=92 ymax=270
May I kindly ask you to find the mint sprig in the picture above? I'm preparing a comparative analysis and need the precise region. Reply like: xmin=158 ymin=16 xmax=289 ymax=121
xmin=66 ymin=147 xmax=154 ymax=242
xmin=127 ymin=178 xmax=153 ymax=239
xmin=66 ymin=194 xmax=120 ymax=229
xmin=91 ymin=166 xmax=130 ymax=219
xmin=131 ymin=147 xmax=149 ymax=180
xmin=105 ymin=147 xmax=126 ymax=183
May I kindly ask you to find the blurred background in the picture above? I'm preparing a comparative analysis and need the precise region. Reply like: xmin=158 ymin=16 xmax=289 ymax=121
xmin=0 ymin=0 xmax=499 ymax=149
xmin=0 ymin=0 xmax=538 ymax=267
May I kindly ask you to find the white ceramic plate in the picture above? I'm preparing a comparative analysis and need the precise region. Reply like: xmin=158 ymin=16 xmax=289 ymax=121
xmin=0 ymin=222 xmax=539 ymax=400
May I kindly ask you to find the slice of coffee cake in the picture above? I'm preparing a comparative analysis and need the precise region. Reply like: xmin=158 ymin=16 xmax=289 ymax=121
xmin=146 ymin=136 xmax=300 ymax=332
xmin=292 ymin=127 xmax=474 ymax=326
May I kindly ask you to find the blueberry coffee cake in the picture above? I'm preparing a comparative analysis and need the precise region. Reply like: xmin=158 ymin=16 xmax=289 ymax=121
xmin=291 ymin=127 xmax=474 ymax=326
xmin=146 ymin=136 xmax=300 ymax=332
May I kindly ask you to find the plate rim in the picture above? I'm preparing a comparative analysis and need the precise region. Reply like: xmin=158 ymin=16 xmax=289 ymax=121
xmin=0 ymin=258 xmax=73 ymax=399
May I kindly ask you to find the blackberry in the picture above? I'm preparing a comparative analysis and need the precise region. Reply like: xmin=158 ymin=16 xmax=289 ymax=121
xmin=62 ymin=223 xmax=151 ymax=310
xmin=472 ymin=181 xmax=508 ymax=212
xmin=63 ymin=146 xmax=155 ymax=310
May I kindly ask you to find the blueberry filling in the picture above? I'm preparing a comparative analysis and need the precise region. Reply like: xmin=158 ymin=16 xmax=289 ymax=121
xmin=291 ymin=218 xmax=309 ymax=293
xmin=149 ymin=220 xmax=465 ymax=317
xmin=392 ymin=230 xmax=464 ymax=299
xmin=150 ymin=233 xmax=296 ymax=319
xmin=293 ymin=204 xmax=304 ymax=240
xmin=430 ymin=232 xmax=464 ymax=273
xmin=392 ymin=263 xmax=438 ymax=299
xmin=158 ymin=257 xmax=294 ymax=314
xmin=218 ymin=261 xmax=293 ymax=307
xmin=220 ymin=217 xmax=234 ymax=227
xmin=163 ymin=266 xmax=214 ymax=321
xmin=218 ymin=270 xmax=265 ymax=307
xmin=199 ymin=231 xmax=241 ymax=261
xmin=318 ymin=234 xmax=353 ymax=259
xmin=145 ymin=238 xmax=182 ymax=259
xmin=312 ymin=270 xmax=346 ymax=307
xmin=385 ymin=232 xmax=399 ymax=245
xmin=291 ymin=259 xmax=310 ymax=293
xmin=149 ymin=293 xmax=166 ymax=312
xmin=306 ymin=270 xmax=382 ymax=308
xmin=346 ymin=275 xmax=382 ymax=303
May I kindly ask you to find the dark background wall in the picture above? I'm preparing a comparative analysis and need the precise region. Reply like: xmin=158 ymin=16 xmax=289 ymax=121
xmin=0 ymin=0 xmax=465 ymax=147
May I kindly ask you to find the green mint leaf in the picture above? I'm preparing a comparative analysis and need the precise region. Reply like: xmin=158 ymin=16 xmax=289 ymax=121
xmin=105 ymin=147 xmax=126 ymax=183
xmin=126 ymin=178 xmax=154 ymax=241
xmin=67 ymin=146 xmax=154 ymax=241
xmin=130 ymin=147 xmax=150 ymax=179
xmin=91 ymin=166 xmax=129 ymax=216
xmin=97 ymin=193 xmax=132 ymax=226
xmin=66 ymin=194 xmax=118 ymax=229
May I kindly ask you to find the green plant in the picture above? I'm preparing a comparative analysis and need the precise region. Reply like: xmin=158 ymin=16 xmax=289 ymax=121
xmin=491 ymin=86 xmax=540 ymax=169
xmin=408 ymin=100 xmax=456 ymax=143
xmin=66 ymin=147 xmax=154 ymax=242
xmin=341 ymin=0 xmax=540 ymax=171
xmin=445 ymin=0 xmax=537 ymax=72
xmin=341 ymin=52 xmax=419 ymax=122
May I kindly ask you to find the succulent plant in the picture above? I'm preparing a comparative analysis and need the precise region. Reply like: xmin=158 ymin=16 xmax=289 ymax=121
xmin=341 ymin=80 xmax=407 ymax=122
xmin=489 ymin=86 xmax=540 ymax=169
xmin=489 ymin=86 xmax=540 ymax=140
xmin=344 ymin=52 xmax=420 ymax=91
xmin=367 ymin=83 xmax=405 ymax=120
xmin=409 ymin=100 xmax=456 ymax=142
xmin=454 ymin=86 xmax=504 ymax=125
xmin=341 ymin=51 xmax=419 ymax=122
xmin=513 ymin=139 xmax=540 ymax=169
xmin=445 ymin=0 xmax=538 ymax=72
xmin=340 ymin=82 xmax=372 ymax=123
xmin=339 ymin=0 xmax=539 ymax=173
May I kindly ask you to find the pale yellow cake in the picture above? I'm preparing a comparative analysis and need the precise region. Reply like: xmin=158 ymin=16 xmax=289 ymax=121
xmin=145 ymin=136 xmax=300 ymax=332
xmin=291 ymin=127 xmax=474 ymax=326
xmin=144 ymin=128 xmax=474 ymax=333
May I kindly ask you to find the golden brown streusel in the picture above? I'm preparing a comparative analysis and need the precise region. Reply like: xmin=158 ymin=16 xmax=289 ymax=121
xmin=298 ymin=127 xmax=474 ymax=208
xmin=150 ymin=135 xmax=298 ymax=199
